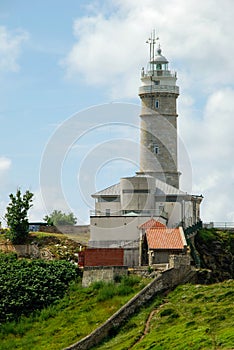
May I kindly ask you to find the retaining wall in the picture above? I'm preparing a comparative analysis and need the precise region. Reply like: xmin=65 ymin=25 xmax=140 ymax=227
xmin=82 ymin=266 xmax=128 ymax=287
xmin=64 ymin=260 xmax=193 ymax=350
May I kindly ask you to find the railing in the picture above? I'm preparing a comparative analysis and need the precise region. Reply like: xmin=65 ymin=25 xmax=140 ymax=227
xmin=90 ymin=209 xmax=168 ymax=218
xmin=139 ymin=84 xmax=179 ymax=95
xmin=203 ymin=222 xmax=234 ymax=229
xmin=184 ymin=221 xmax=203 ymax=238
xmin=142 ymin=70 xmax=177 ymax=78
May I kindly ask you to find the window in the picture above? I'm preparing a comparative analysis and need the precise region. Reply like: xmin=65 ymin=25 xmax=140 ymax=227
xmin=154 ymin=80 xmax=160 ymax=85
xmin=98 ymin=196 xmax=119 ymax=202
xmin=122 ymin=189 xmax=150 ymax=194
xmin=155 ymin=99 xmax=159 ymax=109
xmin=153 ymin=144 xmax=159 ymax=154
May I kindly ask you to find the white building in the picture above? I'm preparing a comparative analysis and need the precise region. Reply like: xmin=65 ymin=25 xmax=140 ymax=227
xmin=89 ymin=33 xmax=203 ymax=249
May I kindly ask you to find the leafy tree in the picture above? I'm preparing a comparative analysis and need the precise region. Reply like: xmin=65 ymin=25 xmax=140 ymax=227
xmin=5 ymin=189 xmax=33 ymax=244
xmin=44 ymin=210 xmax=77 ymax=226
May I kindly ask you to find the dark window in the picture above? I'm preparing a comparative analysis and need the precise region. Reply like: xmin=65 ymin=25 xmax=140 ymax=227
xmin=155 ymin=99 xmax=159 ymax=109
xmin=98 ymin=196 xmax=120 ymax=202
xmin=123 ymin=189 xmax=150 ymax=194
xmin=153 ymin=144 xmax=159 ymax=154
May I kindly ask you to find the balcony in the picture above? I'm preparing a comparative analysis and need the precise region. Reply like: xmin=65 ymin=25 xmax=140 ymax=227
xmin=139 ymin=84 xmax=179 ymax=95
xmin=142 ymin=70 xmax=177 ymax=78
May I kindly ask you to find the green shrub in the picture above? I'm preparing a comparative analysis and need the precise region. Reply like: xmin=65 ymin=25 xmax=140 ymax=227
xmin=0 ymin=253 xmax=79 ymax=323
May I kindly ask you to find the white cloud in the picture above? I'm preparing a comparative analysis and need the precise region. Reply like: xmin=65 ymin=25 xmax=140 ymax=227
xmin=63 ymin=0 xmax=234 ymax=98
xmin=0 ymin=156 xmax=11 ymax=172
xmin=180 ymin=88 xmax=234 ymax=222
xmin=0 ymin=26 xmax=29 ymax=73
xmin=62 ymin=0 xmax=234 ymax=223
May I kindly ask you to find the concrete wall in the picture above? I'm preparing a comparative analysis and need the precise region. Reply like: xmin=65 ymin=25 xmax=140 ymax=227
xmin=90 ymin=215 xmax=166 ymax=244
xmin=82 ymin=266 xmax=128 ymax=288
xmin=65 ymin=257 xmax=193 ymax=350
xmin=39 ymin=225 xmax=90 ymax=235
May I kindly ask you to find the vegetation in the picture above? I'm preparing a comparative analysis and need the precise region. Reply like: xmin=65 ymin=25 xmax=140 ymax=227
xmin=0 ymin=275 xmax=147 ymax=350
xmin=5 ymin=189 xmax=33 ymax=243
xmin=44 ymin=209 xmax=77 ymax=226
xmin=0 ymin=252 xmax=79 ymax=324
xmin=195 ymin=228 xmax=234 ymax=282
xmin=94 ymin=280 xmax=234 ymax=350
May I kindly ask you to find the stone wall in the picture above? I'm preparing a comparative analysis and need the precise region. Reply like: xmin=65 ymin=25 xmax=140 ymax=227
xmin=0 ymin=242 xmax=39 ymax=257
xmin=65 ymin=258 xmax=194 ymax=350
xmin=82 ymin=266 xmax=128 ymax=288
xmin=0 ymin=243 xmax=53 ymax=260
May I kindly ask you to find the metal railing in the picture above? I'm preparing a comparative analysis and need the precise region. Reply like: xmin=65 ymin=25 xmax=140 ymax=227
xmin=142 ymin=70 xmax=177 ymax=78
xmin=203 ymin=222 xmax=234 ymax=229
xmin=90 ymin=209 xmax=168 ymax=218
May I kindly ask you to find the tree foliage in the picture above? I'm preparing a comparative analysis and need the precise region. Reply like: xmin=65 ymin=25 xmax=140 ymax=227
xmin=0 ymin=253 xmax=79 ymax=323
xmin=44 ymin=210 xmax=77 ymax=226
xmin=5 ymin=189 xmax=33 ymax=244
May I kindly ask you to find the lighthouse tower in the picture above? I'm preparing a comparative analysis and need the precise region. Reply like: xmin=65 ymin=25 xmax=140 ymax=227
xmin=138 ymin=32 xmax=180 ymax=188
xmin=89 ymin=33 xmax=203 ymax=252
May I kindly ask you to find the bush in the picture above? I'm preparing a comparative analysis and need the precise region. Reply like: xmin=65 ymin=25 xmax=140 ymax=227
xmin=0 ymin=253 xmax=79 ymax=323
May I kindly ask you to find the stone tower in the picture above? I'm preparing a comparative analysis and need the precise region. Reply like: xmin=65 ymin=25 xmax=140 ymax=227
xmin=138 ymin=32 xmax=180 ymax=188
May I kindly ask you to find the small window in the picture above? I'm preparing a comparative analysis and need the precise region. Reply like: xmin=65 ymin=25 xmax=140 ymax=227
xmin=153 ymin=144 xmax=159 ymax=154
xmin=155 ymin=99 xmax=159 ymax=109
xmin=154 ymin=80 xmax=160 ymax=85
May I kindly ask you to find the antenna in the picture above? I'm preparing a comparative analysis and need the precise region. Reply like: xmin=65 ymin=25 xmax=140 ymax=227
xmin=146 ymin=30 xmax=159 ymax=67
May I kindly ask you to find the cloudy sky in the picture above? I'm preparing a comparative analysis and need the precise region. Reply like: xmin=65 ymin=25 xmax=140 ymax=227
xmin=0 ymin=0 xmax=234 ymax=224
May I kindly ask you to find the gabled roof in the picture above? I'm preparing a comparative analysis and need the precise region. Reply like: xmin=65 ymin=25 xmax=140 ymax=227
xmin=139 ymin=218 xmax=166 ymax=229
xmin=146 ymin=227 xmax=186 ymax=250
xmin=92 ymin=175 xmax=187 ymax=198
xmin=92 ymin=183 xmax=120 ymax=198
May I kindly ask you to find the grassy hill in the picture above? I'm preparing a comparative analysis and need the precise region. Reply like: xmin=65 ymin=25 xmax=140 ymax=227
xmin=0 ymin=228 xmax=233 ymax=349
xmin=0 ymin=277 xmax=233 ymax=349
xmin=93 ymin=280 xmax=234 ymax=350
xmin=0 ymin=275 xmax=149 ymax=350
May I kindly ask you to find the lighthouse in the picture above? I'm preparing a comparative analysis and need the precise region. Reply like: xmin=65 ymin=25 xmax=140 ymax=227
xmin=138 ymin=32 xmax=180 ymax=188
xmin=89 ymin=33 xmax=203 ymax=252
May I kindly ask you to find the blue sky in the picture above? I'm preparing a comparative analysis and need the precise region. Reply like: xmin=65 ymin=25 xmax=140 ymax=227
xmin=1 ymin=0 xmax=234 ymax=224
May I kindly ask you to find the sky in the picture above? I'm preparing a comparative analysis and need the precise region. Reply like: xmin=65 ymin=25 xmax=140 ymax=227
xmin=0 ymin=0 xmax=234 ymax=225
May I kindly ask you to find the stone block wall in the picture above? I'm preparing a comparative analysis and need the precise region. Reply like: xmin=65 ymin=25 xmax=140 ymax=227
xmin=82 ymin=266 xmax=128 ymax=288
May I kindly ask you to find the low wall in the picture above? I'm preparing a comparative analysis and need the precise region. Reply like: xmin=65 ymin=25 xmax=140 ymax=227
xmin=82 ymin=266 xmax=128 ymax=288
xmin=0 ymin=242 xmax=40 ymax=258
xmin=39 ymin=225 xmax=90 ymax=235
xmin=65 ymin=261 xmax=193 ymax=350
xmin=0 ymin=243 xmax=53 ymax=260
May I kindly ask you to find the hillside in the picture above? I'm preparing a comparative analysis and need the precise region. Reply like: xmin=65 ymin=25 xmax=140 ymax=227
xmin=93 ymin=280 xmax=234 ymax=350
xmin=195 ymin=228 xmax=234 ymax=283
xmin=0 ymin=228 xmax=233 ymax=349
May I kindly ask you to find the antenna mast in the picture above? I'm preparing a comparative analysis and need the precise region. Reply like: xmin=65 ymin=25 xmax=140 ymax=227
xmin=146 ymin=30 xmax=159 ymax=71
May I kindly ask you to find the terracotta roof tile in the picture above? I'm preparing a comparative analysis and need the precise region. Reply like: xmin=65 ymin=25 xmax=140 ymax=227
xmin=146 ymin=228 xmax=185 ymax=250
xmin=139 ymin=219 xmax=166 ymax=229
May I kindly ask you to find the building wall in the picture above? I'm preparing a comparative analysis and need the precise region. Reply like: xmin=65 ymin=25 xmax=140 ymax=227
xmin=90 ymin=216 xmax=167 ymax=245
xmin=84 ymin=248 xmax=124 ymax=267
xmin=95 ymin=201 xmax=121 ymax=215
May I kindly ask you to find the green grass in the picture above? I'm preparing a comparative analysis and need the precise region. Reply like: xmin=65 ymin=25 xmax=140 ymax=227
xmin=0 ymin=275 xmax=148 ymax=350
xmin=93 ymin=280 xmax=234 ymax=350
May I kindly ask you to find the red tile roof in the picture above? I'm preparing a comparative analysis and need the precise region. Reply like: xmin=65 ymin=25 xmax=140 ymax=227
xmin=146 ymin=228 xmax=185 ymax=250
xmin=139 ymin=218 xmax=166 ymax=230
